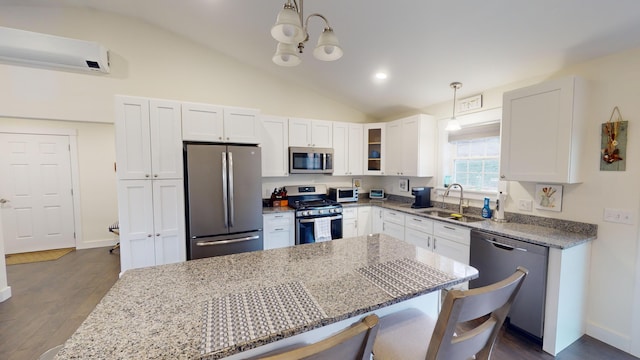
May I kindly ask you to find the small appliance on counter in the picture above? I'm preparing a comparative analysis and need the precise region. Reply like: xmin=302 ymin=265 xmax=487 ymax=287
xmin=328 ymin=187 xmax=358 ymax=203
xmin=369 ymin=189 xmax=385 ymax=200
xmin=411 ymin=187 xmax=432 ymax=208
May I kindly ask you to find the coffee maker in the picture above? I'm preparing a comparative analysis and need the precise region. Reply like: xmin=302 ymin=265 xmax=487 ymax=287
xmin=411 ymin=187 xmax=432 ymax=208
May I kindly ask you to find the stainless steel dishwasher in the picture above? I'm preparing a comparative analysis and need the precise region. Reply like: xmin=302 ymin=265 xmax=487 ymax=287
xmin=469 ymin=229 xmax=549 ymax=341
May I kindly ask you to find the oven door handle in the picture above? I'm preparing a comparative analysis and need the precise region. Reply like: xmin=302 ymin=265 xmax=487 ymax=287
xmin=298 ymin=215 xmax=343 ymax=223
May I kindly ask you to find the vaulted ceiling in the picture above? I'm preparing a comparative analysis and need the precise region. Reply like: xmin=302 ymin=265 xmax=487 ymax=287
xmin=6 ymin=0 xmax=640 ymax=119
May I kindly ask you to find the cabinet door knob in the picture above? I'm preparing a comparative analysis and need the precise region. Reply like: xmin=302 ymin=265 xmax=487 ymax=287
xmin=154 ymin=174 xmax=158 ymax=178
xmin=500 ymin=175 xmax=506 ymax=179
xmin=145 ymin=174 xmax=150 ymax=178
xmin=147 ymin=234 xmax=152 ymax=237
xmin=219 ymin=136 xmax=223 ymax=140
xmin=156 ymin=233 xmax=160 ymax=237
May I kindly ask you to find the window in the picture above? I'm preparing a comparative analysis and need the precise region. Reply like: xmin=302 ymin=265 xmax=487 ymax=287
xmin=441 ymin=117 xmax=501 ymax=193
xmin=450 ymin=136 xmax=500 ymax=192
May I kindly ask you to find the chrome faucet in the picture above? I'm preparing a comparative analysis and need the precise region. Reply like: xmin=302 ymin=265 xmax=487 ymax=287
xmin=443 ymin=183 xmax=465 ymax=214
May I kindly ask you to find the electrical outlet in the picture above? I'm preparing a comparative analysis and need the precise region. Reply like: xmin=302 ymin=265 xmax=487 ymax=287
xmin=518 ymin=199 xmax=532 ymax=212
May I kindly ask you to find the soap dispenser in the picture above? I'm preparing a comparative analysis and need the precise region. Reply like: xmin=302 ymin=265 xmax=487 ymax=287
xmin=481 ymin=197 xmax=492 ymax=218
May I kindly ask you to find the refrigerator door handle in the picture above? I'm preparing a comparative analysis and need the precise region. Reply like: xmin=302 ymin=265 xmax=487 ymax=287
xmin=228 ymin=151 xmax=234 ymax=227
xmin=222 ymin=152 xmax=229 ymax=228
xmin=195 ymin=235 xmax=260 ymax=247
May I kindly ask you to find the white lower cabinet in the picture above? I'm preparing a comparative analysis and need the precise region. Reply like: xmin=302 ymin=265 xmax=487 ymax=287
xmin=371 ymin=207 xmax=384 ymax=234
xmin=342 ymin=208 xmax=358 ymax=239
xmin=404 ymin=215 xmax=434 ymax=250
xmin=117 ymin=179 xmax=186 ymax=273
xmin=433 ymin=222 xmax=470 ymax=264
xmin=382 ymin=209 xmax=405 ymax=240
xmin=263 ymin=213 xmax=295 ymax=250
xmin=357 ymin=206 xmax=372 ymax=236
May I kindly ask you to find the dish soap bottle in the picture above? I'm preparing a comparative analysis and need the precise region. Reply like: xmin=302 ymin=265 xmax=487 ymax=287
xmin=482 ymin=197 xmax=492 ymax=218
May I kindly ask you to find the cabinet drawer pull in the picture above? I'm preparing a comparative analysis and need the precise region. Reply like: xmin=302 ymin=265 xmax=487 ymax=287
xmin=274 ymin=228 xmax=284 ymax=231
xmin=443 ymin=226 xmax=457 ymax=231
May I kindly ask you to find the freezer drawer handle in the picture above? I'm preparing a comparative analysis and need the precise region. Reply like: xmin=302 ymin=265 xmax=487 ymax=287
xmin=222 ymin=152 xmax=229 ymax=228
xmin=195 ymin=235 xmax=260 ymax=246
xmin=299 ymin=215 xmax=342 ymax=224
xmin=482 ymin=237 xmax=527 ymax=252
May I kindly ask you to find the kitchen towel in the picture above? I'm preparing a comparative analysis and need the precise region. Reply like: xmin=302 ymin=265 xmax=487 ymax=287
xmin=313 ymin=217 xmax=332 ymax=242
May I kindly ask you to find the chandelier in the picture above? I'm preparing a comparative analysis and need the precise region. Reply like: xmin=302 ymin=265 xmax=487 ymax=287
xmin=271 ymin=0 xmax=343 ymax=66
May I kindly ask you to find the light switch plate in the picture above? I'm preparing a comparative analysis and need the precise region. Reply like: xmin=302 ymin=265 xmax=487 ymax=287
xmin=518 ymin=199 xmax=533 ymax=211
xmin=604 ymin=208 xmax=635 ymax=224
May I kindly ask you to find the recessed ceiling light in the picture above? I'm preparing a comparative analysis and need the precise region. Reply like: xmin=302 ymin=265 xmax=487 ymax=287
xmin=375 ymin=72 xmax=388 ymax=80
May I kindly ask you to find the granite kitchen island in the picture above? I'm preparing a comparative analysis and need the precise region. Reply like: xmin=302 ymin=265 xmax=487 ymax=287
xmin=54 ymin=234 xmax=477 ymax=359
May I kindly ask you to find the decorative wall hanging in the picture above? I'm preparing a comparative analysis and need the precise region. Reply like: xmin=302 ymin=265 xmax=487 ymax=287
xmin=535 ymin=184 xmax=563 ymax=212
xmin=600 ymin=106 xmax=628 ymax=171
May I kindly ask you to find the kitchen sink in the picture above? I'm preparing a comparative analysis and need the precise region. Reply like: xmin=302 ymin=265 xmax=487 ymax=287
xmin=420 ymin=210 xmax=485 ymax=223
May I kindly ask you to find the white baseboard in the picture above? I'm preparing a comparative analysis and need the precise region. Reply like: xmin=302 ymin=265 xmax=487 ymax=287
xmin=586 ymin=321 xmax=633 ymax=355
xmin=76 ymin=238 xmax=118 ymax=250
xmin=0 ymin=286 xmax=12 ymax=302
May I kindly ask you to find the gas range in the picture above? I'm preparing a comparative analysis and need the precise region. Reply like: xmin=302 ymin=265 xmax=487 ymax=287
xmin=290 ymin=199 xmax=343 ymax=217
xmin=286 ymin=184 xmax=343 ymax=218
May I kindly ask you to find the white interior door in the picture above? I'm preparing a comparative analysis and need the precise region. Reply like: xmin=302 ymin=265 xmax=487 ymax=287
xmin=0 ymin=133 xmax=75 ymax=254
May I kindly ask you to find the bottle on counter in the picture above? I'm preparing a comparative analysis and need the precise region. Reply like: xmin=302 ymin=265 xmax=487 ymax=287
xmin=482 ymin=197 xmax=492 ymax=218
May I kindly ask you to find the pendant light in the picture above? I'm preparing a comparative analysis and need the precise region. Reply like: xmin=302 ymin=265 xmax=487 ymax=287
xmin=271 ymin=0 xmax=343 ymax=66
xmin=445 ymin=82 xmax=462 ymax=132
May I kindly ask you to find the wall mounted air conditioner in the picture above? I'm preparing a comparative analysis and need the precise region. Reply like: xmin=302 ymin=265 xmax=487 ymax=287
xmin=0 ymin=26 xmax=110 ymax=74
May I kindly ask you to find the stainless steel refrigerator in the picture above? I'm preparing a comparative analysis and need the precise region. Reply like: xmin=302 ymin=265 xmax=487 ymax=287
xmin=184 ymin=143 xmax=263 ymax=260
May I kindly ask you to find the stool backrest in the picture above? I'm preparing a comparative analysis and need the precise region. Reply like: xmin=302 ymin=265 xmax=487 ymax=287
xmin=426 ymin=266 xmax=528 ymax=360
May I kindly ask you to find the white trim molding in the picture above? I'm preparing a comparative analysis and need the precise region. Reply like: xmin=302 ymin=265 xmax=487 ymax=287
xmin=0 ymin=126 xmax=83 ymax=249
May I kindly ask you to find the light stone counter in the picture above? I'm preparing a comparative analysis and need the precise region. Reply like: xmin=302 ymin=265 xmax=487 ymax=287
xmin=343 ymin=200 xmax=597 ymax=249
xmin=55 ymin=234 xmax=477 ymax=360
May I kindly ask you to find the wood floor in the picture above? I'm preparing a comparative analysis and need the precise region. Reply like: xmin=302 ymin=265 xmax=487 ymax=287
xmin=0 ymin=247 xmax=638 ymax=360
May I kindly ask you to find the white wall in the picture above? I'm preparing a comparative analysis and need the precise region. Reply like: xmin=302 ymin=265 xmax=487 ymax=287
xmin=418 ymin=47 xmax=640 ymax=355
xmin=0 ymin=5 xmax=371 ymax=250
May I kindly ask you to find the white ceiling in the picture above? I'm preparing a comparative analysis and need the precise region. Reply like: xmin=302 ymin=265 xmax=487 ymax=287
xmin=7 ymin=0 xmax=640 ymax=119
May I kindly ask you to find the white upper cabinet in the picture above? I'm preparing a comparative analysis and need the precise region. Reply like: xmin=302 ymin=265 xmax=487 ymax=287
xmin=261 ymin=115 xmax=289 ymax=177
xmin=115 ymin=96 xmax=183 ymax=180
xmin=182 ymin=102 xmax=260 ymax=144
xmin=180 ymin=102 xmax=223 ymax=142
xmin=288 ymin=118 xmax=333 ymax=148
xmin=385 ymin=114 xmax=436 ymax=177
xmin=500 ymin=76 xmax=586 ymax=183
xmin=333 ymin=122 xmax=363 ymax=176
xmin=224 ymin=107 xmax=261 ymax=144
xmin=364 ymin=123 xmax=386 ymax=175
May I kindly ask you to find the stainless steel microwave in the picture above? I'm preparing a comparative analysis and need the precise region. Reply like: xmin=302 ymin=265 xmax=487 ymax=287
xmin=328 ymin=187 xmax=359 ymax=203
xmin=289 ymin=147 xmax=334 ymax=174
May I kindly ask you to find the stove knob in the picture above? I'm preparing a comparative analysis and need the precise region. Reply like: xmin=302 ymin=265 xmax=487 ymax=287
xmin=319 ymin=209 xmax=325 ymax=214
xmin=302 ymin=211 xmax=309 ymax=216
xmin=329 ymin=209 xmax=336 ymax=213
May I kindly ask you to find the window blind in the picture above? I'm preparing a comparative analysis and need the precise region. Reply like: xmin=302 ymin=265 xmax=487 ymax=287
xmin=447 ymin=122 xmax=501 ymax=143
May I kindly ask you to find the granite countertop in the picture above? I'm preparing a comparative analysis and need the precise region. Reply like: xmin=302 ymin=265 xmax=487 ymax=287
xmin=55 ymin=234 xmax=477 ymax=360
xmin=341 ymin=199 xmax=597 ymax=249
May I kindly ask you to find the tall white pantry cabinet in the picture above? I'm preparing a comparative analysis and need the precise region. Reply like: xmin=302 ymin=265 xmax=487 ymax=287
xmin=115 ymin=96 xmax=186 ymax=273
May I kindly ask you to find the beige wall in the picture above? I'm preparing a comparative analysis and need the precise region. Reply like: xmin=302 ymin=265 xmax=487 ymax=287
xmin=420 ymin=47 xmax=640 ymax=355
